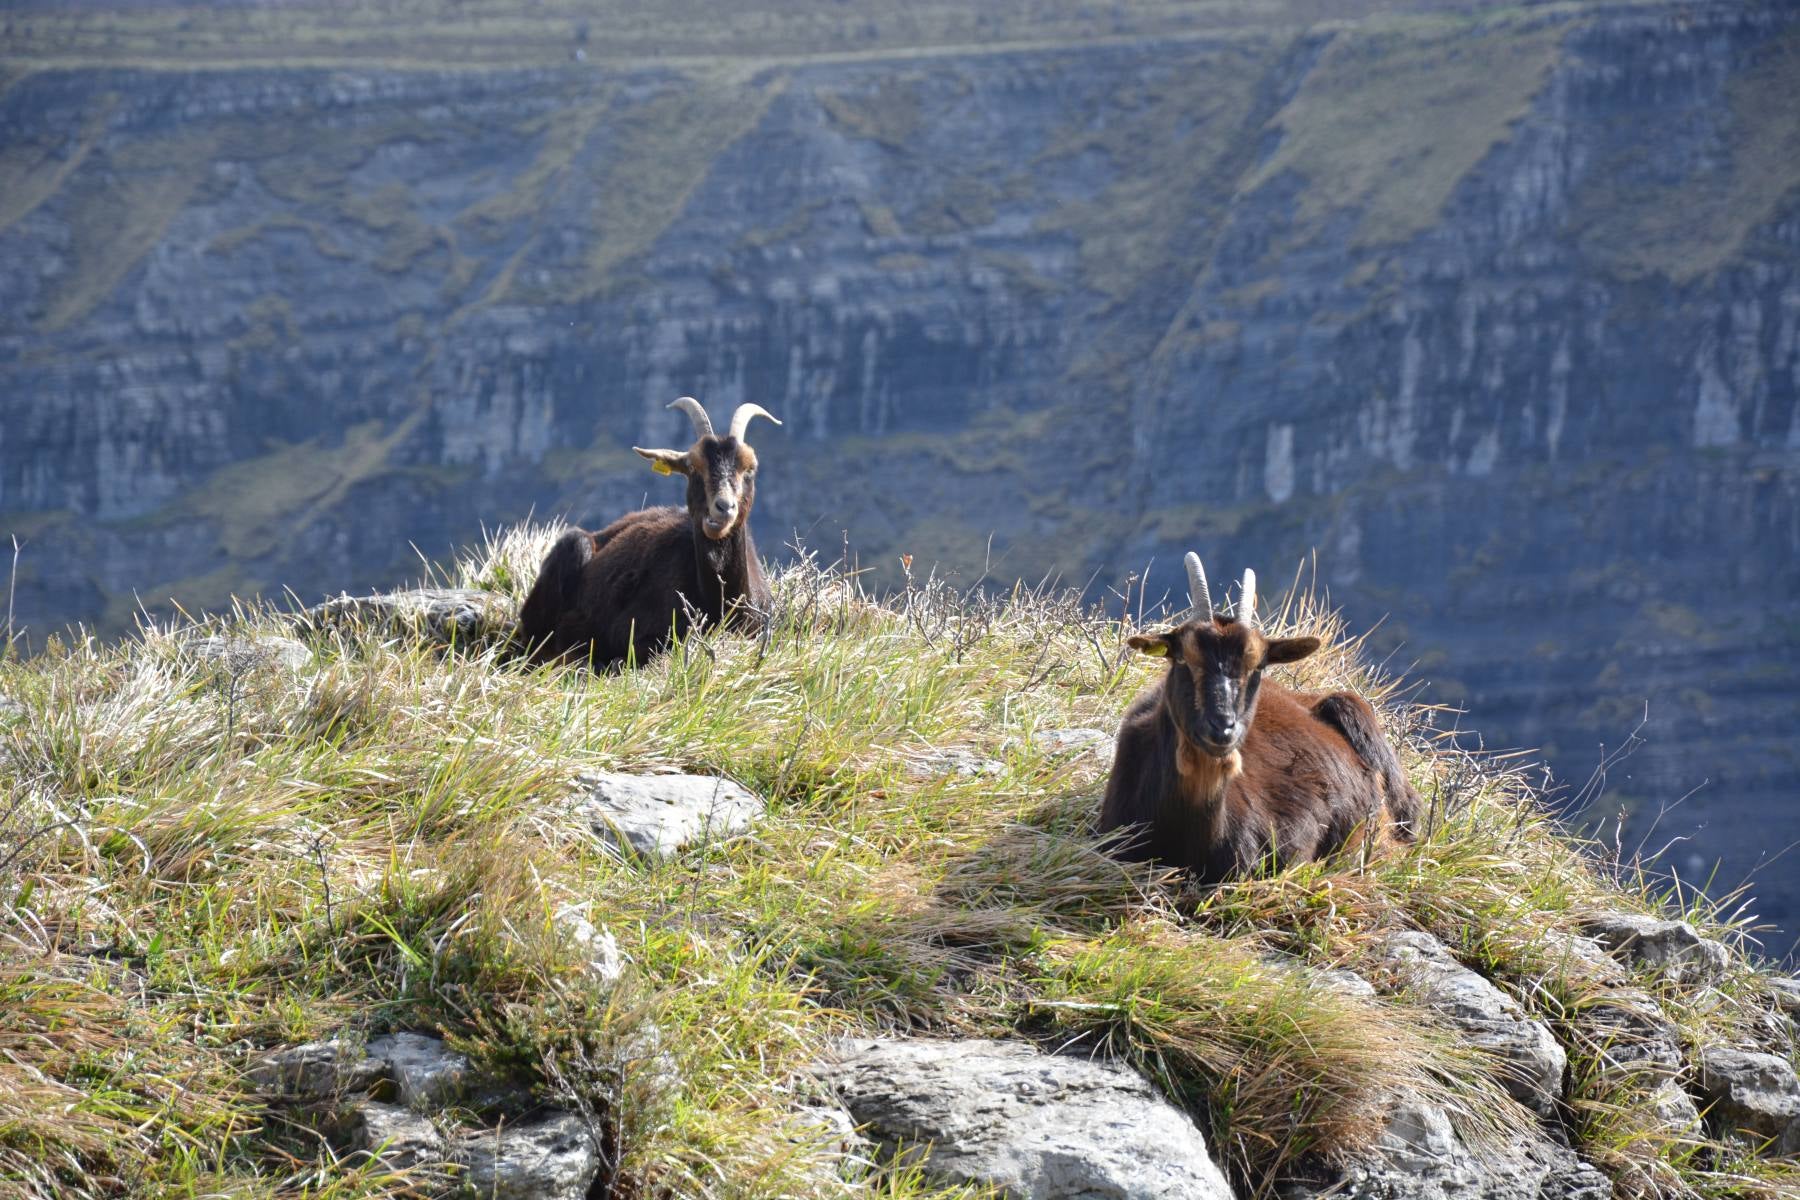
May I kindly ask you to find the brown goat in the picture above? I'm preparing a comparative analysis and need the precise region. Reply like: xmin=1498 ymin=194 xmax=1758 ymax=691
xmin=516 ymin=397 xmax=781 ymax=668
xmin=1099 ymin=553 xmax=1420 ymax=884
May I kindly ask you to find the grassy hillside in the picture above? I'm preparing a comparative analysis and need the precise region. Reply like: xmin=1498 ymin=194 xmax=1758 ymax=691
xmin=1 ymin=524 xmax=1796 ymax=1198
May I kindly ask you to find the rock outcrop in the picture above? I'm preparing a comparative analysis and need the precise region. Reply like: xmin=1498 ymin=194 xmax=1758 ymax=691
xmin=1694 ymin=1047 xmax=1800 ymax=1156
xmin=246 ymin=1037 xmax=388 ymax=1101
xmin=1580 ymin=914 xmax=1733 ymax=986
xmin=1287 ymin=1097 xmax=1611 ymax=1200
xmin=350 ymin=1101 xmax=445 ymax=1174
xmin=1373 ymin=932 xmax=1567 ymax=1118
xmin=364 ymin=1032 xmax=478 ymax=1110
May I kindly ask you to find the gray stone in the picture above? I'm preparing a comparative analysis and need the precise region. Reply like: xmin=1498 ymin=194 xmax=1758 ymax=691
xmin=1694 ymin=1046 xmax=1800 ymax=1155
xmin=1534 ymin=929 xmax=1628 ymax=986
xmin=1767 ymin=977 xmax=1800 ymax=1019
xmin=1317 ymin=967 xmax=1378 ymax=1000
xmin=305 ymin=588 xmax=514 ymax=648
xmin=246 ymin=1038 xmax=388 ymax=1101
xmin=351 ymin=1100 xmax=445 ymax=1172
xmin=0 ymin=695 xmax=26 ymax=722
xmin=365 ymin=1032 xmax=474 ymax=1109
xmin=1261 ymin=954 xmax=1377 ymax=1000
xmin=1029 ymin=727 xmax=1115 ymax=758
xmin=1580 ymin=998 xmax=1685 ymax=1081
xmin=821 ymin=1037 xmax=1233 ymax=1200
xmin=1580 ymin=914 xmax=1732 ymax=985
xmin=1551 ymin=990 xmax=1703 ymax=1143
xmin=449 ymin=1111 xmax=602 ymax=1200
xmin=574 ymin=771 xmax=762 ymax=858
xmin=1287 ymin=1097 xmax=1609 ymax=1200
xmin=1645 ymin=1079 xmax=1704 ymax=1136
xmin=1753 ymin=1006 xmax=1797 ymax=1053
xmin=183 ymin=634 xmax=313 ymax=673
xmin=1374 ymin=932 xmax=1567 ymax=1117
xmin=905 ymin=747 xmax=1005 ymax=779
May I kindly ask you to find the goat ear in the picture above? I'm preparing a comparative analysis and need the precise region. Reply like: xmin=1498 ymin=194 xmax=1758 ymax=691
xmin=1127 ymin=633 xmax=1171 ymax=658
xmin=633 ymin=447 xmax=691 ymax=477
xmin=1263 ymin=636 xmax=1321 ymax=665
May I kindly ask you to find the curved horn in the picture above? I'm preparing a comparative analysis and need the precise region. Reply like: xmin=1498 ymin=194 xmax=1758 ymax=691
xmin=728 ymin=403 xmax=782 ymax=442
xmin=1238 ymin=568 xmax=1258 ymax=629
xmin=668 ymin=396 xmax=714 ymax=440
xmin=1184 ymin=552 xmax=1214 ymax=623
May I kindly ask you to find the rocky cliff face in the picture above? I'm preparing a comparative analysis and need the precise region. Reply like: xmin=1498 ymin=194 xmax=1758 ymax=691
xmin=1 ymin=2 xmax=1796 ymax=937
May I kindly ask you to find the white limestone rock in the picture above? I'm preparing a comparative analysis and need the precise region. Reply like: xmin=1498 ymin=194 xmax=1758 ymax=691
xmin=1374 ymin=932 xmax=1567 ymax=1118
xmin=820 ymin=1037 xmax=1234 ymax=1200
xmin=573 ymin=771 xmax=762 ymax=858
xmin=449 ymin=1111 xmax=603 ymax=1200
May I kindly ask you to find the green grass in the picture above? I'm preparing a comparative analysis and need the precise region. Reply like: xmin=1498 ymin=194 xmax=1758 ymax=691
xmin=1244 ymin=13 xmax=1568 ymax=249
xmin=1 ymin=521 xmax=1795 ymax=1197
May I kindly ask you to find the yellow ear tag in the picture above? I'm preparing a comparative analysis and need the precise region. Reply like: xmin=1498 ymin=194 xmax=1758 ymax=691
xmin=1142 ymin=641 xmax=1169 ymax=657
xmin=651 ymin=459 xmax=673 ymax=475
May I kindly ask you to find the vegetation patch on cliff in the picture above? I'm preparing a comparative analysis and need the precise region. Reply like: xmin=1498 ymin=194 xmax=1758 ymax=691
xmin=1573 ymin=26 xmax=1800 ymax=283
xmin=1246 ymin=15 xmax=1567 ymax=249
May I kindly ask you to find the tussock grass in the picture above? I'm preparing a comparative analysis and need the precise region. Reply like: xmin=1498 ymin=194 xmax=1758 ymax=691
xmin=1 ymin=522 xmax=1794 ymax=1198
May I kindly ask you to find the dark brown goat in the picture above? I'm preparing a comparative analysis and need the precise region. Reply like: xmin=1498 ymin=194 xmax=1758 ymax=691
xmin=1099 ymin=554 xmax=1420 ymax=884
xmin=516 ymin=397 xmax=781 ymax=668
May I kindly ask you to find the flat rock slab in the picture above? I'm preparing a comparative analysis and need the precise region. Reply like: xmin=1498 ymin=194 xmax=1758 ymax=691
xmin=183 ymin=634 xmax=313 ymax=673
xmin=450 ymin=1112 xmax=602 ymax=1200
xmin=1290 ymin=1097 xmax=1610 ymax=1200
xmin=822 ymin=1037 xmax=1233 ymax=1200
xmin=1029 ymin=727 xmax=1115 ymax=758
xmin=1580 ymin=913 xmax=1731 ymax=985
xmin=306 ymin=588 xmax=514 ymax=647
xmin=574 ymin=771 xmax=762 ymax=858
xmin=1695 ymin=1046 xmax=1800 ymax=1155
xmin=1374 ymin=932 xmax=1567 ymax=1117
